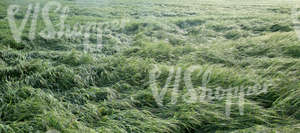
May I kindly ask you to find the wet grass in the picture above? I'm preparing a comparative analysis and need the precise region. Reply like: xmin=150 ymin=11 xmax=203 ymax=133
xmin=0 ymin=0 xmax=299 ymax=132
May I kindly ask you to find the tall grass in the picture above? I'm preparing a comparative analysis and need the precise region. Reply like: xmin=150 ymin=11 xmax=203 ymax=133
xmin=0 ymin=0 xmax=299 ymax=132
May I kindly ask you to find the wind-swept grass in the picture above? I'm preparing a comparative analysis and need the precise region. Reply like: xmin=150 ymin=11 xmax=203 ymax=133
xmin=0 ymin=0 xmax=299 ymax=132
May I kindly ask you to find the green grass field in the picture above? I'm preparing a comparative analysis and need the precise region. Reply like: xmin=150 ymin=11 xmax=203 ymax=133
xmin=0 ymin=0 xmax=299 ymax=132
